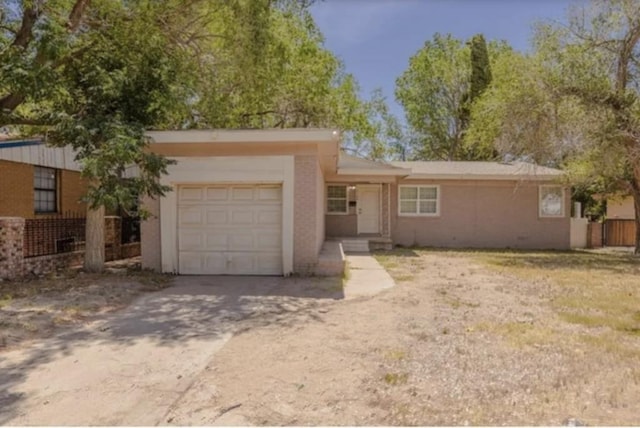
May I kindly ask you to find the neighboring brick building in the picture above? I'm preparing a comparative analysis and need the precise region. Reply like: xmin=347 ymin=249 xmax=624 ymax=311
xmin=0 ymin=139 xmax=88 ymax=218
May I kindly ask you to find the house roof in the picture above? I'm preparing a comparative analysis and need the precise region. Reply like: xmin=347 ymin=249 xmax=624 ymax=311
xmin=389 ymin=160 xmax=564 ymax=181
xmin=0 ymin=138 xmax=81 ymax=171
xmin=337 ymin=154 xmax=411 ymax=176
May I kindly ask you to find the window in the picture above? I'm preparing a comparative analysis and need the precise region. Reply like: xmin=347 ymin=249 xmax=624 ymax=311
xmin=539 ymin=185 xmax=564 ymax=217
xmin=399 ymin=185 xmax=439 ymax=216
xmin=34 ymin=166 xmax=57 ymax=213
xmin=327 ymin=185 xmax=348 ymax=214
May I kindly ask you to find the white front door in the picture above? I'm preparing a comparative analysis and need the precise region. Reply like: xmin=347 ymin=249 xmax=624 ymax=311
xmin=357 ymin=185 xmax=380 ymax=234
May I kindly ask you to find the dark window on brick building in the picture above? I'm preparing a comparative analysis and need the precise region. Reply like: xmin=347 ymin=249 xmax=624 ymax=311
xmin=34 ymin=166 xmax=58 ymax=213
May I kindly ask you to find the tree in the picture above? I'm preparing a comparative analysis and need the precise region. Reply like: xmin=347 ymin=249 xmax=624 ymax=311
xmin=0 ymin=1 xmax=211 ymax=271
xmin=1 ymin=0 xmax=385 ymax=270
xmin=468 ymin=0 xmax=640 ymax=253
xmin=190 ymin=1 xmax=382 ymax=154
xmin=395 ymin=33 xmax=504 ymax=161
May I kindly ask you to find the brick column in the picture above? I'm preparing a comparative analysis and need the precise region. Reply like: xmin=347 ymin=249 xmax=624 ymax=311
xmin=587 ymin=222 xmax=603 ymax=248
xmin=0 ymin=217 xmax=25 ymax=280
xmin=294 ymin=155 xmax=319 ymax=273
xmin=104 ymin=216 xmax=122 ymax=261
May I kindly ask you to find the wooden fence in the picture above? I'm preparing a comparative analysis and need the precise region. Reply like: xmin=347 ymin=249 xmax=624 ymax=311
xmin=604 ymin=219 xmax=636 ymax=246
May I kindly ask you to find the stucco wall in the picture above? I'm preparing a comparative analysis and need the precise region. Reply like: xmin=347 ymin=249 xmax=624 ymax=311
xmin=0 ymin=160 xmax=87 ymax=218
xmin=391 ymin=179 xmax=571 ymax=249
xmin=140 ymin=195 xmax=161 ymax=271
xmin=607 ymin=197 xmax=635 ymax=219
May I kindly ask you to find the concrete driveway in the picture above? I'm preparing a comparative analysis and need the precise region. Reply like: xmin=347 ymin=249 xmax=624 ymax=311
xmin=0 ymin=275 xmax=343 ymax=426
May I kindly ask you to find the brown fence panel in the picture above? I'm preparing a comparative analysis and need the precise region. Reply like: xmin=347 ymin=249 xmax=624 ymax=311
xmin=604 ymin=219 xmax=636 ymax=246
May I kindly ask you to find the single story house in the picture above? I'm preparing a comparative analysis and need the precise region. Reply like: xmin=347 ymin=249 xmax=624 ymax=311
xmin=141 ymin=128 xmax=569 ymax=276
xmin=0 ymin=138 xmax=87 ymax=217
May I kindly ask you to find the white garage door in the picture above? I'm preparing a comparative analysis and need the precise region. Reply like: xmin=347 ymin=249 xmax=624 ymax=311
xmin=177 ymin=184 xmax=283 ymax=275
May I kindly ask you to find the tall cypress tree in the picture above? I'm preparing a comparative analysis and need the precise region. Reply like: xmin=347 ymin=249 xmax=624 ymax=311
xmin=469 ymin=34 xmax=492 ymax=101
xmin=458 ymin=33 xmax=493 ymax=159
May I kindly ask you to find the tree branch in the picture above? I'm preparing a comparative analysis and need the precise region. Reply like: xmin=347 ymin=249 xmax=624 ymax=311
xmin=67 ymin=0 xmax=92 ymax=32
xmin=0 ymin=113 xmax=50 ymax=127
xmin=12 ymin=3 xmax=41 ymax=49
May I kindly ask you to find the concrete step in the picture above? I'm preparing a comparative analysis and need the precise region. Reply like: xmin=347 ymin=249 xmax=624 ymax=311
xmin=341 ymin=239 xmax=370 ymax=253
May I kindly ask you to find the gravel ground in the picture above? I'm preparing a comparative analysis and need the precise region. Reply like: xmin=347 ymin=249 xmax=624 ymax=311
xmin=3 ymin=251 xmax=638 ymax=425
xmin=166 ymin=250 xmax=640 ymax=426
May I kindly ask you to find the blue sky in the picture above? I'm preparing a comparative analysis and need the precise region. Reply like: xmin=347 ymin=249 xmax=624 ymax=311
xmin=310 ymin=0 xmax=585 ymax=120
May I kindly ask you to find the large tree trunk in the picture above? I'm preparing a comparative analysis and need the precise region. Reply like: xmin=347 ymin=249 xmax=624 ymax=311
xmin=84 ymin=205 xmax=105 ymax=272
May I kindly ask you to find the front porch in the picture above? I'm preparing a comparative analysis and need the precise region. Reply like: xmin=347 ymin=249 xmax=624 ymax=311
xmin=325 ymin=182 xmax=393 ymax=241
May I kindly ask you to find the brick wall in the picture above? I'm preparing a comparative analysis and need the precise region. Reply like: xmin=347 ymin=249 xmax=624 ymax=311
xmin=587 ymin=222 xmax=604 ymax=248
xmin=0 ymin=215 xmax=138 ymax=280
xmin=382 ymin=183 xmax=390 ymax=237
xmin=59 ymin=170 xmax=88 ymax=215
xmin=0 ymin=218 xmax=25 ymax=280
xmin=0 ymin=161 xmax=34 ymax=218
xmin=0 ymin=160 xmax=87 ymax=218
xmin=293 ymin=155 xmax=321 ymax=273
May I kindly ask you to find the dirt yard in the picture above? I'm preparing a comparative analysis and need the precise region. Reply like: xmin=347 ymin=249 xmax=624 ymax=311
xmin=165 ymin=249 xmax=640 ymax=426
xmin=2 ymin=250 xmax=639 ymax=426
xmin=0 ymin=258 xmax=171 ymax=350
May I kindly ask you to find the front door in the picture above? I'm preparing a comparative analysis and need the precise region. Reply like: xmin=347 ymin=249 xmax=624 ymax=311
xmin=357 ymin=185 xmax=380 ymax=234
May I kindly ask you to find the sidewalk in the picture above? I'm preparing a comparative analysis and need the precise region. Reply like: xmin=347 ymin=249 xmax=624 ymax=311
xmin=343 ymin=253 xmax=396 ymax=298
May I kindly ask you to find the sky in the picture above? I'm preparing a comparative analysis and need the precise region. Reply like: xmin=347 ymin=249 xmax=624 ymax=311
xmin=310 ymin=0 xmax=585 ymax=121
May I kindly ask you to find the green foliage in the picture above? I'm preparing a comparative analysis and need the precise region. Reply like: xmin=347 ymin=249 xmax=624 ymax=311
xmin=395 ymin=33 xmax=505 ymax=161
xmin=185 ymin=1 xmax=383 ymax=156
xmin=467 ymin=0 xmax=640 ymax=250
xmin=1 ymin=0 xmax=387 ymax=213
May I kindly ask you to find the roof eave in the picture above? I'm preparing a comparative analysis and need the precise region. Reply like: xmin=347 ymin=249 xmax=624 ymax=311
xmin=146 ymin=129 xmax=340 ymax=144
xmin=337 ymin=167 xmax=412 ymax=176
xmin=404 ymin=173 xmax=564 ymax=181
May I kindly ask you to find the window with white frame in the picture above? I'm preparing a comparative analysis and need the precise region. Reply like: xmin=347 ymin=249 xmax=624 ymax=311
xmin=34 ymin=166 xmax=58 ymax=213
xmin=539 ymin=185 xmax=564 ymax=217
xmin=399 ymin=185 xmax=439 ymax=216
xmin=327 ymin=185 xmax=348 ymax=214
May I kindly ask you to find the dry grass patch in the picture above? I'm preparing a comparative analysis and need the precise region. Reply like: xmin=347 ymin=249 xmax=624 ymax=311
xmin=472 ymin=249 xmax=640 ymax=350
xmin=474 ymin=321 xmax=557 ymax=348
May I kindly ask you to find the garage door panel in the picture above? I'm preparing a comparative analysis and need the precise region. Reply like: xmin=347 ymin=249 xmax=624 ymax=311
xmin=257 ymin=210 xmax=280 ymax=225
xmin=206 ymin=187 xmax=228 ymax=201
xmin=256 ymin=232 xmax=281 ymax=250
xmin=258 ymin=186 xmax=282 ymax=201
xmin=179 ymin=231 xmax=204 ymax=251
xmin=179 ymin=207 xmax=203 ymax=225
xmin=229 ymin=234 xmax=254 ymax=251
xmin=205 ymin=233 xmax=228 ymax=250
xmin=206 ymin=208 xmax=228 ymax=224
xmin=203 ymin=253 xmax=227 ymax=274
xmin=178 ymin=184 xmax=283 ymax=275
xmin=230 ymin=209 xmax=253 ymax=225
xmin=256 ymin=254 xmax=282 ymax=275
xmin=179 ymin=252 xmax=203 ymax=274
xmin=232 ymin=187 xmax=254 ymax=200
xmin=180 ymin=187 xmax=204 ymax=201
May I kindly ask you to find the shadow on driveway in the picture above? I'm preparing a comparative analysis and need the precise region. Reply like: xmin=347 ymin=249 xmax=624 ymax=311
xmin=0 ymin=275 xmax=343 ymax=425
